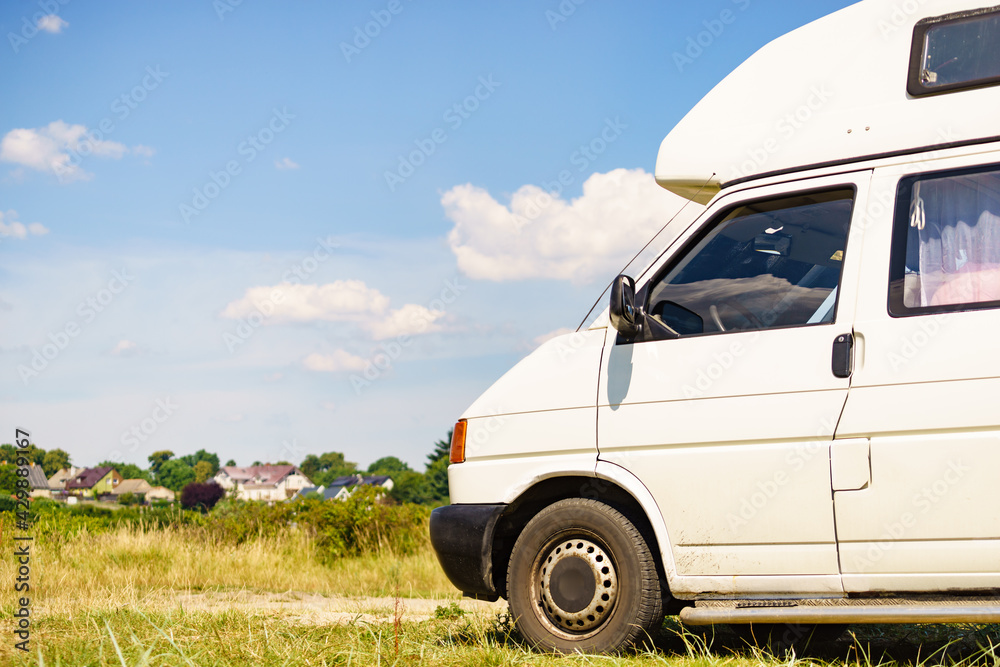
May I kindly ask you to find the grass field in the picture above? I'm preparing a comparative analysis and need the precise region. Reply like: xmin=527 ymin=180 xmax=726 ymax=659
xmin=2 ymin=515 xmax=999 ymax=666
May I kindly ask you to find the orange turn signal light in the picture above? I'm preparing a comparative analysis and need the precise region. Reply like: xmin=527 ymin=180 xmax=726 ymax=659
xmin=450 ymin=420 xmax=467 ymax=464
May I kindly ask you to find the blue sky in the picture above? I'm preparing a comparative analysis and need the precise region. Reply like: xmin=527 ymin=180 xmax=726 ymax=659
xmin=0 ymin=0 xmax=857 ymax=472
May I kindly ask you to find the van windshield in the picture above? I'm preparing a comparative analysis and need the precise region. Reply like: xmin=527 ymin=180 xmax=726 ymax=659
xmin=646 ymin=189 xmax=854 ymax=337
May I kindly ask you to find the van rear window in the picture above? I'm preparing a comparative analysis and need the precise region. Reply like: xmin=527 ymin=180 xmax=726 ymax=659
xmin=889 ymin=163 xmax=1000 ymax=315
xmin=908 ymin=6 xmax=1000 ymax=96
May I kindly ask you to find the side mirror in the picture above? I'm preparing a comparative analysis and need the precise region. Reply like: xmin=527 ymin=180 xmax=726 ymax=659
xmin=609 ymin=275 xmax=641 ymax=338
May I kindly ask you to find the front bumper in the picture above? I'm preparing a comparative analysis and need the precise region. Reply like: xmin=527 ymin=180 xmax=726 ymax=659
xmin=429 ymin=503 xmax=507 ymax=601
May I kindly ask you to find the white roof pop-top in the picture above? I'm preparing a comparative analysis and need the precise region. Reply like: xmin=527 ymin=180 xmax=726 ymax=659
xmin=655 ymin=0 xmax=1000 ymax=203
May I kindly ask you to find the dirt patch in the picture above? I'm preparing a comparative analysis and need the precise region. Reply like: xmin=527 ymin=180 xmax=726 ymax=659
xmin=166 ymin=590 xmax=507 ymax=625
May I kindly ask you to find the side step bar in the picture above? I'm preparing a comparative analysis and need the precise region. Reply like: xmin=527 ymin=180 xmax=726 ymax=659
xmin=681 ymin=601 xmax=1000 ymax=625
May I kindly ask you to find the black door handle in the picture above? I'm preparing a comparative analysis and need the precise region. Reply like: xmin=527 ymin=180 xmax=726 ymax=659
xmin=832 ymin=333 xmax=854 ymax=378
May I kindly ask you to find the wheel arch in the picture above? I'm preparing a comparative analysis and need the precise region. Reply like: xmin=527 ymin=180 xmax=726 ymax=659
xmin=489 ymin=469 xmax=676 ymax=607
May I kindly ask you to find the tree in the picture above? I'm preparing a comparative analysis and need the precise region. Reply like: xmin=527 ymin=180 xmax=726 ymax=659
xmin=0 ymin=464 xmax=18 ymax=495
xmin=388 ymin=470 xmax=429 ymax=504
xmin=42 ymin=449 xmax=71 ymax=476
xmin=428 ymin=430 xmax=452 ymax=467
xmin=300 ymin=451 xmax=357 ymax=486
xmin=367 ymin=456 xmax=411 ymax=476
xmin=157 ymin=459 xmax=195 ymax=491
xmin=96 ymin=461 xmax=151 ymax=483
xmin=193 ymin=460 xmax=214 ymax=483
xmin=180 ymin=449 xmax=220 ymax=475
xmin=1 ymin=443 xmax=45 ymax=466
xmin=424 ymin=456 xmax=449 ymax=505
xmin=148 ymin=450 xmax=174 ymax=476
xmin=180 ymin=482 xmax=225 ymax=512
xmin=225 ymin=459 xmax=236 ymax=467
xmin=423 ymin=429 xmax=452 ymax=505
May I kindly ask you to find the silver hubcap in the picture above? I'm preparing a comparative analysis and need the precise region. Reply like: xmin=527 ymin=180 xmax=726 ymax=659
xmin=538 ymin=538 xmax=618 ymax=633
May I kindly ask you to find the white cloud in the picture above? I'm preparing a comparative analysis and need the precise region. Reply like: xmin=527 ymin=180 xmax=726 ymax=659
xmin=37 ymin=15 xmax=68 ymax=33
xmin=222 ymin=280 xmax=389 ymax=324
xmin=221 ymin=280 xmax=446 ymax=340
xmin=111 ymin=340 xmax=138 ymax=356
xmin=0 ymin=210 xmax=49 ymax=239
xmin=303 ymin=350 xmax=368 ymax=373
xmin=275 ymin=157 xmax=299 ymax=170
xmin=443 ymin=168 xmax=691 ymax=284
xmin=365 ymin=303 xmax=444 ymax=340
xmin=132 ymin=145 xmax=156 ymax=159
xmin=0 ymin=121 xmax=129 ymax=182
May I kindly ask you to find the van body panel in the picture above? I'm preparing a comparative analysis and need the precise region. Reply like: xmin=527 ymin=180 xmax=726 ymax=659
xmin=656 ymin=0 xmax=1000 ymax=198
xmin=462 ymin=328 xmax=606 ymax=421
xmin=834 ymin=149 xmax=1000 ymax=590
xmin=596 ymin=172 xmax=872 ymax=582
xmin=450 ymin=429 xmax=598 ymax=505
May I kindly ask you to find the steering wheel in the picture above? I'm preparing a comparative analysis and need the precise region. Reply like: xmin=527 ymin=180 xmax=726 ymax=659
xmin=711 ymin=298 xmax=764 ymax=331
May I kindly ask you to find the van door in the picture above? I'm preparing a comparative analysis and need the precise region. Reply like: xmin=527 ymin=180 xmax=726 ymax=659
xmin=598 ymin=173 xmax=871 ymax=596
xmin=834 ymin=155 xmax=1000 ymax=592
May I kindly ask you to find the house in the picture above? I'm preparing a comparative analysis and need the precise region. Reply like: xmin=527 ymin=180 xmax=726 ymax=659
xmin=65 ymin=467 xmax=122 ymax=497
xmin=292 ymin=485 xmax=351 ymax=501
xmin=26 ymin=464 xmax=51 ymax=498
xmin=112 ymin=478 xmax=153 ymax=501
xmin=48 ymin=466 xmax=84 ymax=492
xmin=213 ymin=464 xmax=311 ymax=502
xmin=292 ymin=474 xmax=394 ymax=501
xmin=329 ymin=474 xmax=394 ymax=494
xmin=145 ymin=486 xmax=175 ymax=502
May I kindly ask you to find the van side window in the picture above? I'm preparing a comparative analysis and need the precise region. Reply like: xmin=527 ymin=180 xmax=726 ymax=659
xmin=889 ymin=164 xmax=1000 ymax=316
xmin=644 ymin=188 xmax=854 ymax=338
xmin=908 ymin=7 xmax=1000 ymax=96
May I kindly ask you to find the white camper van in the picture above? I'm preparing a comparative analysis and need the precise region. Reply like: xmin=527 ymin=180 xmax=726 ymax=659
xmin=430 ymin=0 xmax=1000 ymax=653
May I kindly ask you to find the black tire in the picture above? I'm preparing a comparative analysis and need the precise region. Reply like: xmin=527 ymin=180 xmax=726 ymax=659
xmin=507 ymin=498 xmax=664 ymax=653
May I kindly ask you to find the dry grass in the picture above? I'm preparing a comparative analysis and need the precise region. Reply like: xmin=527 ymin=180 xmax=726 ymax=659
xmin=2 ymin=519 xmax=999 ymax=666
xmin=0 ymin=522 xmax=455 ymax=618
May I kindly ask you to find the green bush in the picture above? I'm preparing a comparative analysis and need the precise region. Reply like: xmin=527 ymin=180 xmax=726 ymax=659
xmin=118 ymin=492 xmax=140 ymax=506
xmin=298 ymin=486 xmax=430 ymax=563
xmin=8 ymin=489 xmax=430 ymax=563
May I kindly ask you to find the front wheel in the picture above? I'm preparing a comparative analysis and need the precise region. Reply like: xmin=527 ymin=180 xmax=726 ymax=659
xmin=507 ymin=498 xmax=664 ymax=653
